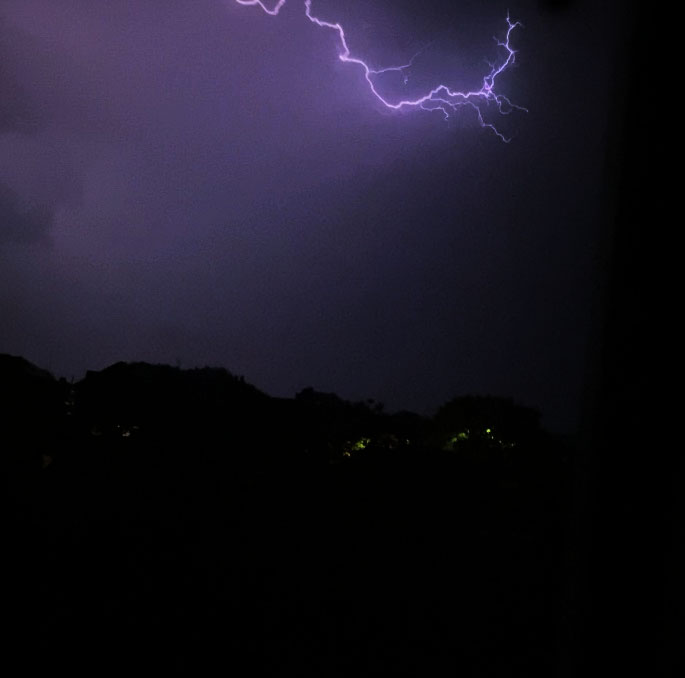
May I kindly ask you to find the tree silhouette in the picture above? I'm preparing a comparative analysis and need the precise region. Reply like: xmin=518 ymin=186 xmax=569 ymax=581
xmin=434 ymin=394 xmax=542 ymax=451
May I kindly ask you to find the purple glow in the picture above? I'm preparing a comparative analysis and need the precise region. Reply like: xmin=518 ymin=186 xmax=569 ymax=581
xmin=233 ymin=0 xmax=526 ymax=141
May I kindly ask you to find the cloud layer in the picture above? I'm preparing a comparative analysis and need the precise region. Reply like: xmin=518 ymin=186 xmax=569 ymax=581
xmin=1 ymin=1 xmax=625 ymax=433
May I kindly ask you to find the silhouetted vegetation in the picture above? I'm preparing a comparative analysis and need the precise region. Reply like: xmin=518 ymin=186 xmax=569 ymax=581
xmin=4 ymin=353 xmax=574 ymax=675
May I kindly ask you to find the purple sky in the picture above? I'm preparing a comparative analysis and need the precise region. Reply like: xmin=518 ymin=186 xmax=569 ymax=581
xmin=1 ymin=1 xmax=629 ymax=433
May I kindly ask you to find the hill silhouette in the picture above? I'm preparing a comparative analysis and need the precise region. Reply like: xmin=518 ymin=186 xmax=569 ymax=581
xmin=4 ymin=353 xmax=572 ymax=675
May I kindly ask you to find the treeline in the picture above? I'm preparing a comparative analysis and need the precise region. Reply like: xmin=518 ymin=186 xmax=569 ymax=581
xmin=2 ymin=352 xmax=569 ymax=480
xmin=4 ymin=352 xmax=572 ymax=674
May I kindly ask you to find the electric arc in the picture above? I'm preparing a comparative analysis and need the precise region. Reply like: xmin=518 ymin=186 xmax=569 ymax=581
xmin=234 ymin=0 xmax=526 ymax=141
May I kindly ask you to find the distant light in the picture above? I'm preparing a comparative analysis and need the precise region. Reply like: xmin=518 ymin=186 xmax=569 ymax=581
xmin=352 ymin=437 xmax=370 ymax=451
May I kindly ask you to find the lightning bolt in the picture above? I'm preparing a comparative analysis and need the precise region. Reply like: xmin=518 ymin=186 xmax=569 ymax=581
xmin=234 ymin=0 xmax=526 ymax=142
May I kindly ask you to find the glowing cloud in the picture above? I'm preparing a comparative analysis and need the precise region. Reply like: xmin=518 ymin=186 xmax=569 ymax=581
xmin=233 ymin=0 xmax=526 ymax=141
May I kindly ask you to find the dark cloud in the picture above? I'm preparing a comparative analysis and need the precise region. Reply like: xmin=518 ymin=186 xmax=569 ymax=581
xmin=0 ymin=29 xmax=30 ymax=133
xmin=0 ymin=183 xmax=52 ymax=244
xmin=0 ymin=0 xmax=630 ymax=433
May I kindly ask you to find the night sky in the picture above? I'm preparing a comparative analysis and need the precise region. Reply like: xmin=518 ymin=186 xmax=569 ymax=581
xmin=1 ymin=1 xmax=631 ymax=434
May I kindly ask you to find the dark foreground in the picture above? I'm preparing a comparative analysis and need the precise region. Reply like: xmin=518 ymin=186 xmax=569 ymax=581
xmin=8 ymin=450 xmax=568 ymax=676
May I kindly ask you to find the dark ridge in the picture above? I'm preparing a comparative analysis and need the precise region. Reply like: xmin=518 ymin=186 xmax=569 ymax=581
xmin=5 ymin=352 xmax=573 ymax=676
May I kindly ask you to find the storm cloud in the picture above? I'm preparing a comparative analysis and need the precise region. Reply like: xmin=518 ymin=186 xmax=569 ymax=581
xmin=1 ymin=0 xmax=628 ymax=433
